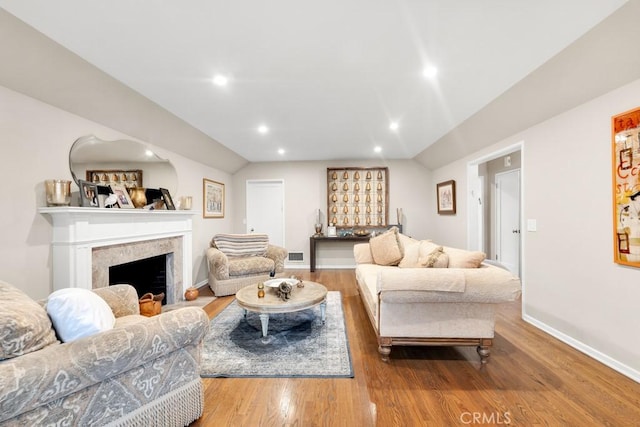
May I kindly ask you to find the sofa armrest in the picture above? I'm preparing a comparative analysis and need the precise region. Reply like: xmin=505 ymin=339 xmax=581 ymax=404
xmin=206 ymin=247 xmax=230 ymax=280
xmin=92 ymin=284 xmax=140 ymax=317
xmin=0 ymin=307 xmax=209 ymax=423
xmin=266 ymin=244 xmax=287 ymax=272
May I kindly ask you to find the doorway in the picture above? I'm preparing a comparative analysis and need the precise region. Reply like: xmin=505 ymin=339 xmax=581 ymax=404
xmin=467 ymin=142 xmax=523 ymax=277
xmin=246 ymin=179 xmax=285 ymax=247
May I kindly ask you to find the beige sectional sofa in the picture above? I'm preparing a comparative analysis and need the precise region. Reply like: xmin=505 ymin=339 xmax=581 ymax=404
xmin=0 ymin=281 xmax=209 ymax=426
xmin=354 ymin=228 xmax=521 ymax=364
xmin=207 ymin=233 xmax=287 ymax=296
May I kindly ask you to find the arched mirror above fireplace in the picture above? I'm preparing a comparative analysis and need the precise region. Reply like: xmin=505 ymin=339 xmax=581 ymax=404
xmin=69 ymin=134 xmax=178 ymax=195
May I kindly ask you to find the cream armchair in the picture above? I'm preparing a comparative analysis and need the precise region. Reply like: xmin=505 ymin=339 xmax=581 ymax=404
xmin=206 ymin=233 xmax=287 ymax=296
xmin=0 ymin=281 xmax=209 ymax=426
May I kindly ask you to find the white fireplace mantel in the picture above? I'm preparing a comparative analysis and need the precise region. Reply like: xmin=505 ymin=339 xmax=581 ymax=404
xmin=39 ymin=207 xmax=195 ymax=294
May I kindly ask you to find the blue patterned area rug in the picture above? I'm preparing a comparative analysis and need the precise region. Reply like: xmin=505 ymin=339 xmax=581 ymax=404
xmin=200 ymin=291 xmax=353 ymax=378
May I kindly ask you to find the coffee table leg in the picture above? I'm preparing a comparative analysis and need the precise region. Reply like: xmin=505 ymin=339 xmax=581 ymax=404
xmin=320 ymin=300 xmax=327 ymax=324
xmin=259 ymin=313 xmax=270 ymax=337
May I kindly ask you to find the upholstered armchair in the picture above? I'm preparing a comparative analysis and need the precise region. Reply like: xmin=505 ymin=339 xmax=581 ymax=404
xmin=206 ymin=233 xmax=287 ymax=296
xmin=0 ymin=281 xmax=209 ymax=426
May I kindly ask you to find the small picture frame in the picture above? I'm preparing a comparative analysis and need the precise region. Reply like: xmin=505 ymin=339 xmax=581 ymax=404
xmin=79 ymin=179 xmax=100 ymax=207
xmin=203 ymin=178 xmax=225 ymax=218
xmin=327 ymin=226 xmax=337 ymax=237
xmin=109 ymin=184 xmax=135 ymax=209
xmin=160 ymin=188 xmax=175 ymax=210
xmin=436 ymin=180 xmax=456 ymax=215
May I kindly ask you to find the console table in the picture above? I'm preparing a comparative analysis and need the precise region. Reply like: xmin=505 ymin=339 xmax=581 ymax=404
xmin=309 ymin=225 xmax=402 ymax=272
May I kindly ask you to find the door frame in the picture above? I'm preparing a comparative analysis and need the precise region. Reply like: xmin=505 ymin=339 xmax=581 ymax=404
xmin=467 ymin=141 xmax=525 ymax=306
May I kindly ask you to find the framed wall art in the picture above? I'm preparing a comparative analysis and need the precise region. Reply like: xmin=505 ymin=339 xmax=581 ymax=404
xmin=612 ymin=107 xmax=640 ymax=267
xmin=203 ymin=178 xmax=225 ymax=218
xmin=327 ymin=167 xmax=388 ymax=228
xmin=436 ymin=180 xmax=456 ymax=215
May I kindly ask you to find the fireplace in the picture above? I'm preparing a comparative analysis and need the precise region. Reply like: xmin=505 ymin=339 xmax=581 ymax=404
xmin=109 ymin=254 xmax=171 ymax=304
xmin=39 ymin=207 xmax=194 ymax=301
xmin=92 ymin=236 xmax=182 ymax=304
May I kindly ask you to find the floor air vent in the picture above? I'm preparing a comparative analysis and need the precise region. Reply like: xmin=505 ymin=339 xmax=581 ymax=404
xmin=288 ymin=251 xmax=304 ymax=262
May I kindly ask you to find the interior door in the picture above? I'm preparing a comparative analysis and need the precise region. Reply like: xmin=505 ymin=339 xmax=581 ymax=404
xmin=246 ymin=180 xmax=285 ymax=247
xmin=495 ymin=170 xmax=520 ymax=275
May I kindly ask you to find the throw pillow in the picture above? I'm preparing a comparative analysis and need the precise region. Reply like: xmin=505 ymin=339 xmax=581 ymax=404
xmin=353 ymin=243 xmax=374 ymax=264
xmin=444 ymin=246 xmax=486 ymax=268
xmin=398 ymin=241 xmax=421 ymax=268
xmin=0 ymin=280 xmax=59 ymax=360
xmin=213 ymin=234 xmax=269 ymax=258
xmin=369 ymin=226 xmax=403 ymax=266
xmin=418 ymin=246 xmax=449 ymax=268
xmin=46 ymin=288 xmax=116 ymax=343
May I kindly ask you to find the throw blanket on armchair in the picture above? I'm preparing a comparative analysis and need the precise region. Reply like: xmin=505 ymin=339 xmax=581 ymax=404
xmin=213 ymin=233 xmax=269 ymax=257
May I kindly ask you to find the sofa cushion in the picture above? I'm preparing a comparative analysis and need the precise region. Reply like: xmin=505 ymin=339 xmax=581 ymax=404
xmin=444 ymin=246 xmax=486 ymax=268
xmin=228 ymin=256 xmax=275 ymax=277
xmin=0 ymin=280 xmax=59 ymax=360
xmin=212 ymin=233 xmax=269 ymax=258
xmin=369 ymin=227 xmax=404 ymax=266
xmin=46 ymin=288 xmax=116 ymax=342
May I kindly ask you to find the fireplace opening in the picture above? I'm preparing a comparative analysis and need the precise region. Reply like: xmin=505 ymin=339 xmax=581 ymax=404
xmin=109 ymin=254 xmax=171 ymax=305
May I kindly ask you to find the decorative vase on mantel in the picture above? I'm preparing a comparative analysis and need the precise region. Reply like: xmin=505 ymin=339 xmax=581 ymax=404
xmin=128 ymin=187 xmax=147 ymax=208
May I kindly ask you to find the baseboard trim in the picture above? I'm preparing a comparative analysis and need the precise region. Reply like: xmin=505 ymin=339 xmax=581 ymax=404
xmin=523 ymin=314 xmax=640 ymax=384
xmin=283 ymin=263 xmax=356 ymax=270
xmin=194 ymin=279 xmax=209 ymax=289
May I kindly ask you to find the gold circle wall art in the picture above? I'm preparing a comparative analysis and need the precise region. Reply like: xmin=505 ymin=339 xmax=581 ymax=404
xmin=327 ymin=167 xmax=388 ymax=228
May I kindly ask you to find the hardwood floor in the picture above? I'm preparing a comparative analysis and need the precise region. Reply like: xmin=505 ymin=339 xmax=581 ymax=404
xmin=192 ymin=270 xmax=640 ymax=426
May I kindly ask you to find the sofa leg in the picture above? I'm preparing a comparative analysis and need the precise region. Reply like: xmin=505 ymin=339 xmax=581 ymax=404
xmin=378 ymin=337 xmax=392 ymax=362
xmin=477 ymin=345 xmax=490 ymax=364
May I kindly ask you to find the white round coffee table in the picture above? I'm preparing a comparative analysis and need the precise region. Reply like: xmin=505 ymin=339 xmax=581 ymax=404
xmin=235 ymin=279 xmax=328 ymax=338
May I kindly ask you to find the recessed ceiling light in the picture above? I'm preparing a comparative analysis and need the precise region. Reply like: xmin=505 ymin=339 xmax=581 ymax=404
xmin=212 ymin=74 xmax=229 ymax=86
xmin=258 ymin=125 xmax=269 ymax=134
xmin=389 ymin=122 xmax=399 ymax=131
xmin=374 ymin=146 xmax=382 ymax=153
xmin=278 ymin=148 xmax=285 ymax=155
xmin=144 ymin=149 xmax=154 ymax=157
xmin=423 ymin=65 xmax=438 ymax=79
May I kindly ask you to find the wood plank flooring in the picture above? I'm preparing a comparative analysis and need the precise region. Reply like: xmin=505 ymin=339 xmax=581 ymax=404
xmin=192 ymin=269 xmax=640 ymax=426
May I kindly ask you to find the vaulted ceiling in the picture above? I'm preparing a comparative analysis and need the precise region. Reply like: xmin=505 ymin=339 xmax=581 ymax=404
xmin=0 ymin=1 xmax=634 ymax=171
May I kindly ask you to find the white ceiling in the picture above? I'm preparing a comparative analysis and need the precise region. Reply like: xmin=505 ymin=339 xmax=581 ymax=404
xmin=0 ymin=0 xmax=627 ymax=163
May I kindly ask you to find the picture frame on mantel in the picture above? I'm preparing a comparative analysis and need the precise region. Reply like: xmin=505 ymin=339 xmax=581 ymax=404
xmin=203 ymin=178 xmax=225 ymax=218
xmin=79 ymin=179 xmax=100 ymax=208
xmin=436 ymin=180 xmax=456 ymax=215
xmin=160 ymin=188 xmax=176 ymax=210
xmin=109 ymin=184 xmax=135 ymax=209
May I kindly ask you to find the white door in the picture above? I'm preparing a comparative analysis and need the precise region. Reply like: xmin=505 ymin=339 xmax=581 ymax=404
xmin=246 ymin=180 xmax=285 ymax=247
xmin=495 ymin=170 xmax=520 ymax=275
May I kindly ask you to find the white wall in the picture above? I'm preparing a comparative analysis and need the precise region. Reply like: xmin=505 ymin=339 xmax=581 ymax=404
xmin=431 ymin=78 xmax=640 ymax=381
xmin=232 ymin=159 xmax=432 ymax=268
xmin=0 ymin=85 xmax=233 ymax=299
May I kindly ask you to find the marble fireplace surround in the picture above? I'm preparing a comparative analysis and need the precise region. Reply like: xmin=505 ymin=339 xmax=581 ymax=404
xmin=39 ymin=207 xmax=194 ymax=303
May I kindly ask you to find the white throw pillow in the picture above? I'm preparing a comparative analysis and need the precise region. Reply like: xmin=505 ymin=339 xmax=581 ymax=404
xmin=46 ymin=288 xmax=116 ymax=342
